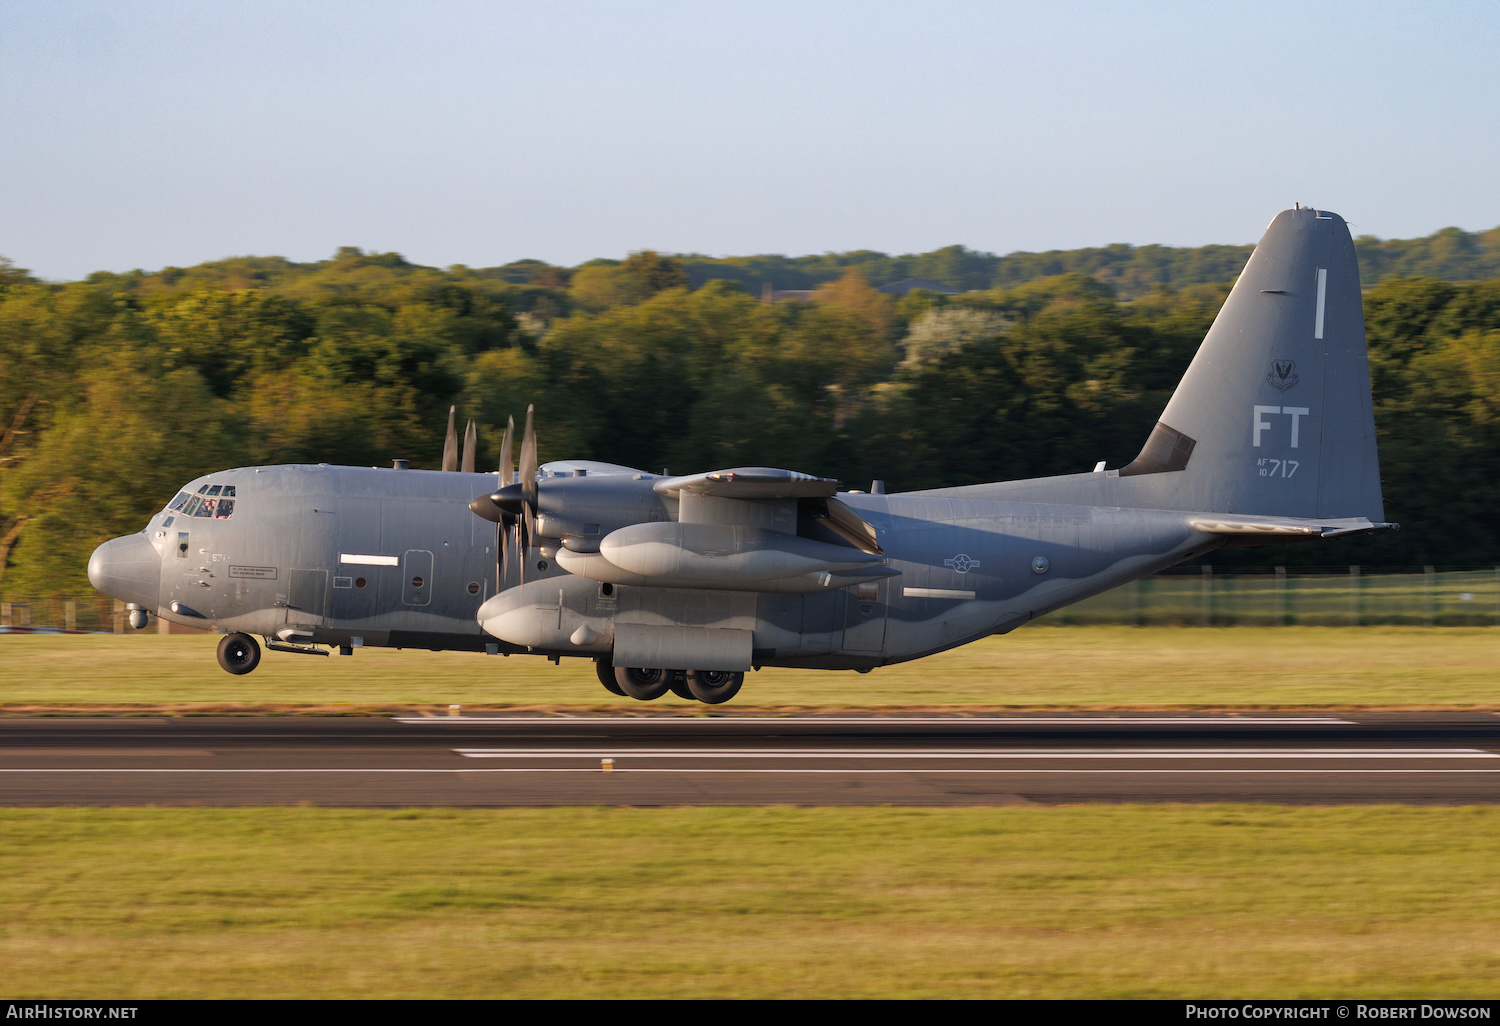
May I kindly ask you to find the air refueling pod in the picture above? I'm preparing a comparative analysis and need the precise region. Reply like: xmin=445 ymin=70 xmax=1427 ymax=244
xmin=553 ymin=521 xmax=897 ymax=594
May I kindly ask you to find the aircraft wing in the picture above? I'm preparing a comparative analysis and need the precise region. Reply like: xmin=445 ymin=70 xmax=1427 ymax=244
xmin=539 ymin=460 xmax=651 ymax=477
xmin=653 ymin=467 xmax=882 ymax=555
xmin=1188 ymin=515 xmax=1398 ymax=538
xmin=653 ymin=467 xmax=840 ymax=499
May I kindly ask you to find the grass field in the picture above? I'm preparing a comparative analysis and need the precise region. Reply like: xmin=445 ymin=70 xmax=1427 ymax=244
xmin=1 ymin=625 xmax=1495 ymax=710
xmin=5 ymin=631 xmax=1498 ymax=998
xmin=3 ymin=805 xmax=1499 ymax=998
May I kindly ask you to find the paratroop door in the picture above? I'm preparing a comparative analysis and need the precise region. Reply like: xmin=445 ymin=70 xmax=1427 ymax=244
xmin=402 ymin=549 xmax=433 ymax=606
xmin=840 ymin=580 xmax=887 ymax=655
xmin=286 ymin=568 xmax=328 ymax=626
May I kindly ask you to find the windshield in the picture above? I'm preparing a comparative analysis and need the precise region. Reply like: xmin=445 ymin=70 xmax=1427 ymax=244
xmin=166 ymin=484 xmax=237 ymax=520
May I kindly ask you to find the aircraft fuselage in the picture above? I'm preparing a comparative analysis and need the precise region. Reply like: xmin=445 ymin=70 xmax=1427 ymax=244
xmin=90 ymin=462 xmax=1219 ymax=668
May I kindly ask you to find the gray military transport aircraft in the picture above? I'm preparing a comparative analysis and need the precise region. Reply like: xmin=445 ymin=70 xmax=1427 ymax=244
xmin=88 ymin=207 xmax=1393 ymax=703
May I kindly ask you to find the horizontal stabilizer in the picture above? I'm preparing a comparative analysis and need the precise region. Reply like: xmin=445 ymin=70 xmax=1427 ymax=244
xmin=1188 ymin=515 xmax=1398 ymax=538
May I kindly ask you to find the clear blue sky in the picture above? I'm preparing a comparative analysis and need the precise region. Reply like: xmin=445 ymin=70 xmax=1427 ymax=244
xmin=3 ymin=0 xmax=1498 ymax=280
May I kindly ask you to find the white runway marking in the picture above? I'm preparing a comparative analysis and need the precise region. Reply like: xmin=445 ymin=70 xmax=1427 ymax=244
xmin=1 ymin=768 xmax=1499 ymax=775
xmin=393 ymin=716 xmax=1359 ymax=726
xmin=452 ymin=747 xmax=1498 ymax=760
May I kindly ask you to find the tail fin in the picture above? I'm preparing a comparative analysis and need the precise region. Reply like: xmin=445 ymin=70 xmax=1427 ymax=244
xmin=1118 ymin=207 xmax=1383 ymax=520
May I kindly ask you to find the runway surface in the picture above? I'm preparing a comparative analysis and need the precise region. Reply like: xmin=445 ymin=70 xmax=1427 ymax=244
xmin=2 ymin=712 xmax=1498 ymax=806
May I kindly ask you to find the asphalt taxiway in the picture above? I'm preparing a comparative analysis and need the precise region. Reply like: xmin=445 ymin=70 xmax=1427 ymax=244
xmin=2 ymin=712 xmax=1498 ymax=805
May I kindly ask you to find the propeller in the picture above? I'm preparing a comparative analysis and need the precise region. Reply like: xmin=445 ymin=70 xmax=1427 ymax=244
xmin=442 ymin=406 xmax=458 ymax=472
xmin=461 ymin=419 xmax=477 ymax=474
xmin=467 ymin=407 xmax=539 ymax=584
xmin=518 ymin=404 xmax=538 ymax=562
xmin=499 ymin=416 xmax=514 ymax=487
xmin=495 ymin=416 xmax=516 ymax=581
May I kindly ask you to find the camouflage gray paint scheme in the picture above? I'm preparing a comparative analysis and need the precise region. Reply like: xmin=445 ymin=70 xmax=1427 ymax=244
xmin=89 ymin=208 xmax=1393 ymax=677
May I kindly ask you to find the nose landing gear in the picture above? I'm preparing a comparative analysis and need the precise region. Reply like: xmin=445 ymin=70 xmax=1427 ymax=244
xmin=216 ymin=632 xmax=261 ymax=675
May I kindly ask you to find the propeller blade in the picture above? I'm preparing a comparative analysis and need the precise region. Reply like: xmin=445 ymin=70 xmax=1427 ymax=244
xmin=441 ymin=406 xmax=458 ymax=472
xmin=499 ymin=416 xmax=514 ymax=487
xmin=519 ymin=404 xmax=538 ymax=510
xmin=461 ymin=420 xmax=477 ymax=474
xmin=515 ymin=404 xmax=539 ymax=586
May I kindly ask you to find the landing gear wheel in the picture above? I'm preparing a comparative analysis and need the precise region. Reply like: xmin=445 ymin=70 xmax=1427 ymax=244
xmin=217 ymin=633 xmax=261 ymax=675
xmin=614 ymin=666 xmax=670 ymax=701
xmin=595 ymin=658 xmax=625 ymax=696
xmin=685 ymin=669 xmax=744 ymax=705
xmin=666 ymin=670 xmax=695 ymax=701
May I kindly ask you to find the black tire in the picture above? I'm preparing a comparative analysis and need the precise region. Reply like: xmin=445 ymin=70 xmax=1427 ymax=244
xmin=685 ymin=669 xmax=744 ymax=705
xmin=666 ymin=670 xmax=696 ymax=701
xmin=614 ymin=666 xmax=670 ymax=701
xmin=216 ymin=633 xmax=261 ymax=675
xmin=595 ymin=657 xmax=625 ymax=696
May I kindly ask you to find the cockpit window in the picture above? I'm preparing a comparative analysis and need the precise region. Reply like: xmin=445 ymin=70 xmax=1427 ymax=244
xmin=171 ymin=485 xmax=236 ymax=519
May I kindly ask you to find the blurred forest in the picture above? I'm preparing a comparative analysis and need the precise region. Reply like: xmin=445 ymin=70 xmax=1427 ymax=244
xmin=2 ymin=221 xmax=1498 ymax=597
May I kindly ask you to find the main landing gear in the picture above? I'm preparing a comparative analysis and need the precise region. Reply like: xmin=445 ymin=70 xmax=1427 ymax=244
xmin=216 ymin=632 xmax=261 ymax=675
xmin=684 ymin=669 xmax=744 ymax=704
xmin=594 ymin=658 xmax=745 ymax=705
xmin=595 ymin=658 xmax=626 ymax=696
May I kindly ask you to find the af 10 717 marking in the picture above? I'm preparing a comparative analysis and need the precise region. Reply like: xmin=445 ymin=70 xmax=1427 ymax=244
xmin=1257 ymin=458 xmax=1301 ymax=479
xmin=88 ymin=207 xmax=1395 ymax=704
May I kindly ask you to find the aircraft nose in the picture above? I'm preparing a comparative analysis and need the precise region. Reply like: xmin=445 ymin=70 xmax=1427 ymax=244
xmin=87 ymin=532 xmax=162 ymax=610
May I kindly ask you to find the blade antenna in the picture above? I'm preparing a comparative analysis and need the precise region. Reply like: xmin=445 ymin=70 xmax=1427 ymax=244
xmin=441 ymin=406 xmax=458 ymax=472
xmin=461 ymin=420 xmax=477 ymax=474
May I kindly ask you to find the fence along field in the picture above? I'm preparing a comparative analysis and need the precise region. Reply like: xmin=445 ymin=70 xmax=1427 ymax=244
xmin=4 ymin=567 xmax=1497 ymax=634
xmin=1042 ymin=566 xmax=1500 ymax=628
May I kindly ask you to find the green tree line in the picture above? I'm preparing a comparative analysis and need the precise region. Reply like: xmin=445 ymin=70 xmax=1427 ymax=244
xmin=672 ymin=223 xmax=1500 ymax=298
xmin=2 ymin=239 xmax=1497 ymax=599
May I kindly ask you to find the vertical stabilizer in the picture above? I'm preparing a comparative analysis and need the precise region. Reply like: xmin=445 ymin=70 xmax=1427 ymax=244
xmin=1118 ymin=207 xmax=1383 ymax=519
